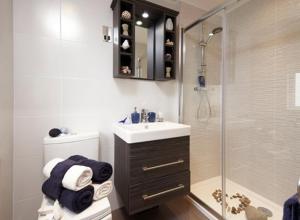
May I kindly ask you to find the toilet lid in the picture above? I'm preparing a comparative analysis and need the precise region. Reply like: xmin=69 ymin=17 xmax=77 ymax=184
xmin=62 ymin=198 xmax=111 ymax=220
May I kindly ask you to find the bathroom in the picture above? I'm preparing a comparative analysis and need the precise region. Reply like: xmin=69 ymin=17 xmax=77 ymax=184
xmin=0 ymin=0 xmax=300 ymax=219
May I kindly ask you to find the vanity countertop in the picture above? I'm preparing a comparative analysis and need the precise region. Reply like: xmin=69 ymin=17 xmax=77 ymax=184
xmin=113 ymin=121 xmax=191 ymax=143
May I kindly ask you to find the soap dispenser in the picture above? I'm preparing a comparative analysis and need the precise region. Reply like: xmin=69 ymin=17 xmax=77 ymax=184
xmin=131 ymin=107 xmax=140 ymax=124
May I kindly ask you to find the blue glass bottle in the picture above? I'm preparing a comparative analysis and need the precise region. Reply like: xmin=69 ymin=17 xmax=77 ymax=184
xmin=131 ymin=107 xmax=140 ymax=124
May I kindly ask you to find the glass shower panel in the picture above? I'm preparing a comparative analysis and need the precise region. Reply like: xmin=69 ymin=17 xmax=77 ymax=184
xmin=223 ymin=0 xmax=300 ymax=219
xmin=182 ymin=11 xmax=224 ymax=216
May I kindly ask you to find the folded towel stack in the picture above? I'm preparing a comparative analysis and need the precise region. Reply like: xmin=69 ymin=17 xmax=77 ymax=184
xmin=39 ymin=155 xmax=113 ymax=220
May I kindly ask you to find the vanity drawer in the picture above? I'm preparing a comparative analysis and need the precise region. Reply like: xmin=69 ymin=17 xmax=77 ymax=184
xmin=129 ymin=136 xmax=189 ymax=185
xmin=128 ymin=171 xmax=190 ymax=214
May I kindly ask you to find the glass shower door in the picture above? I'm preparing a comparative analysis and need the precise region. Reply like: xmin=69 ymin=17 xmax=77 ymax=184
xmin=182 ymin=10 xmax=224 ymax=217
xmin=183 ymin=1 xmax=300 ymax=219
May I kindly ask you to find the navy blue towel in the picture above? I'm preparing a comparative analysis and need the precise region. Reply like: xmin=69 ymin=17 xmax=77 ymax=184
xmin=69 ymin=155 xmax=113 ymax=183
xmin=42 ymin=159 xmax=77 ymax=200
xmin=283 ymin=194 xmax=300 ymax=220
xmin=59 ymin=185 xmax=94 ymax=213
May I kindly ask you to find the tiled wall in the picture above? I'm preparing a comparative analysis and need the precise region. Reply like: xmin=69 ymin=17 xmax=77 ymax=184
xmin=0 ymin=0 xmax=13 ymax=219
xmin=225 ymin=0 xmax=300 ymax=206
xmin=13 ymin=0 xmax=180 ymax=219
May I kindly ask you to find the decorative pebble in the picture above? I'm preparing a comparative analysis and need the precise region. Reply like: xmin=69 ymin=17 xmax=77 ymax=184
xmin=211 ymin=189 xmax=251 ymax=216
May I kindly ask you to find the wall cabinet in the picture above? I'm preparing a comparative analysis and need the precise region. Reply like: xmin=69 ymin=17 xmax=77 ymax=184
xmin=111 ymin=0 xmax=179 ymax=81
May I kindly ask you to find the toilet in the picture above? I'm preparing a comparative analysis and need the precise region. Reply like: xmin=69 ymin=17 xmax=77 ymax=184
xmin=43 ymin=132 xmax=100 ymax=164
xmin=41 ymin=132 xmax=112 ymax=220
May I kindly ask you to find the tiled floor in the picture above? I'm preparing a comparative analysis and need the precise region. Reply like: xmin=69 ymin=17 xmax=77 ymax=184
xmin=191 ymin=176 xmax=283 ymax=220
xmin=112 ymin=196 xmax=209 ymax=220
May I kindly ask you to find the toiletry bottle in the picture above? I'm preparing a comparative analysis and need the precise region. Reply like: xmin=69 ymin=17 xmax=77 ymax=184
xmin=131 ymin=107 xmax=140 ymax=124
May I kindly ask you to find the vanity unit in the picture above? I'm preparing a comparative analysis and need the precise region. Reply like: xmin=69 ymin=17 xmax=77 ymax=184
xmin=113 ymin=122 xmax=191 ymax=215
xmin=111 ymin=0 xmax=179 ymax=80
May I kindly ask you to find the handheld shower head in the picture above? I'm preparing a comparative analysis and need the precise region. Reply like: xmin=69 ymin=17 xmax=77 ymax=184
xmin=211 ymin=27 xmax=223 ymax=35
xmin=206 ymin=27 xmax=223 ymax=44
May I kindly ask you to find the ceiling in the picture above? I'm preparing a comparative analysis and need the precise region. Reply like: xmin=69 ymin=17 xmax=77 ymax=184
xmin=165 ymin=0 xmax=225 ymax=11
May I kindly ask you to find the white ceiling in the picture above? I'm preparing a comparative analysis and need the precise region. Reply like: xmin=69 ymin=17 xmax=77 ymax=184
xmin=148 ymin=0 xmax=225 ymax=11
xmin=180 ymin=0 xmax=224 ymax=10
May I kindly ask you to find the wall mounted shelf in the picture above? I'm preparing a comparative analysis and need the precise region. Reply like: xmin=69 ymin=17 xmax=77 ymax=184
xmin=111 ymin=0 xmax=179 ymax=81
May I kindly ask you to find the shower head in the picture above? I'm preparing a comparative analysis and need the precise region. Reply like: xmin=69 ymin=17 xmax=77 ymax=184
xmin=211 ymin=27 xmax=223 ymax=35
xmin=206 ymin=27 xmax=223 ymax=44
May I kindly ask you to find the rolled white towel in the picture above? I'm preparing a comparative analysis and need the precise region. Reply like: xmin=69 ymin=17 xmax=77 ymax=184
xmin=43 ymin=158 xmax=64 ymax=178
xmin=62 ymin=165 xmax=93 ymax=191
xmin=43 ymin=158 xmax=93 ymax=191
xmin=92 ymin=181 xmax=113 ymax=201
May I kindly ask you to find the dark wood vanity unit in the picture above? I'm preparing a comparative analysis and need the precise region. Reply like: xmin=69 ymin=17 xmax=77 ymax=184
xmin=114 ymin=135 xmax=190 ymax=215
xmin=111 ymin=0 xmax=179 ymax=81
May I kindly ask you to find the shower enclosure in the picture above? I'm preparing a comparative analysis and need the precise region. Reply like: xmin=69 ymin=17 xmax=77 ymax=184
xmin=180 ymin=0 xmax=300 ymax=219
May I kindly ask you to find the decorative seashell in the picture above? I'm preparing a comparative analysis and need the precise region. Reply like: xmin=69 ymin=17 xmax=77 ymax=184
xmin=122 ymin=23 xmax=129 ymax=36
xmin=121 ymin=10 xmax=131 ymax=20
xmin=121 ymin=40 xmax=130 ymax=50
xmin=121 ymin=66 xmax=131 ymax=74
xmin=165 ymin=53 xmax=172 ymax=60
xmin=166 ymin=18 xmax=174 ymax=31
xmin=165 ymin=39 xmax=174 ymax=46
xmin=166 ymin=67 xmax=171 ymax=78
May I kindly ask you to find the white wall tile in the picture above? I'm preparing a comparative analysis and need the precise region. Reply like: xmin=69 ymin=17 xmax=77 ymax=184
xmin=14 ymin=76 xmax=61 ymax=117
xmin=62 ymin=78 xmax=101 ymax=116
xmin=13 ymin=156 xmax=43 ymax=202
xmin=61 ymin=0 xmax=112 ymax=42
xmin=13 ymin=195 xmax=42 ymax=220
xmin=13 ymin=0 xmax=61 ymax=38
xmin=14 ymin=34 xmax=61 ymax=77
xmin=14 ymin=116 xmax=61 ymax=158
xmin=61 ymin=40 xmax=112 ymax=79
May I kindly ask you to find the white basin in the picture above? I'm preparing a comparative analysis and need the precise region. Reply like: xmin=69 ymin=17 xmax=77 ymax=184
xmin=113 ymin=121 xmax=191 ymax=143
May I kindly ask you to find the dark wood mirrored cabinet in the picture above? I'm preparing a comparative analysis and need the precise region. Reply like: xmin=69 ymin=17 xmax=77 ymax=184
xmin=111 ymin=0 xmax=179 ymax=81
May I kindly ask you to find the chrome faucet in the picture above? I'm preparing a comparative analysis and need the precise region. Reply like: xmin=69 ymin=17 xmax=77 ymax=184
xmin=141 ymin=109 xmax=148 ymax=123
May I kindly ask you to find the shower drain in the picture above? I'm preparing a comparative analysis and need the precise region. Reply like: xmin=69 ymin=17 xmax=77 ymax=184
xmin=257 ymin=207 xmax=273 ymax=217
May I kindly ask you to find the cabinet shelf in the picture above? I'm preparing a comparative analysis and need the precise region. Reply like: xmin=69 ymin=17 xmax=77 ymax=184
xmin=120 ymin=34 xmax=132 ymax=39
xmin=166 ymin=29 xmax=175 ymax=34
xmin=120 ymin=17 xmax=133 ymax=23
xmin=165 ymin=60 xmax=174 ymax=63
xmin=165 ymin=44 xmax=174 ymax=48
xmin=120 ymin=52 xmax=133 ymax=56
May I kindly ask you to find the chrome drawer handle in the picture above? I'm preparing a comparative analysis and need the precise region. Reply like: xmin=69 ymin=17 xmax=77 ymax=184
xmin=142 ymin=159 xmax=184 ymax=172
xmin=143 ymin=184 xmax=185 ymax=200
